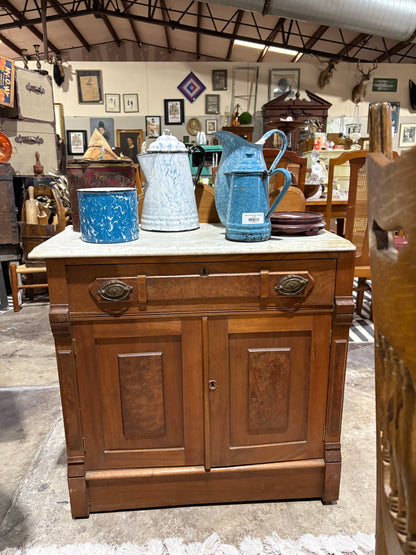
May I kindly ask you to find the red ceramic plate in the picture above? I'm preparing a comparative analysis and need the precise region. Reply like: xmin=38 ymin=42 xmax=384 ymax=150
xmin=0 ymin=132 xmax=12 ymax=163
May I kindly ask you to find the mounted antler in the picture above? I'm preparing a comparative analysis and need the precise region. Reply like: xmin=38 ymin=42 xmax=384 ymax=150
xmin=317 ymin=58 xmax=340 ymax=89
xmin=351 ymin=62 xmax=377 ymax=104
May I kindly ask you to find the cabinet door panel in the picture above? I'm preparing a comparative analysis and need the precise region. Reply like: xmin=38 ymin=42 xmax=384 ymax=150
xmin=209 ymin=314 xmax=331 ymax=467
xmin=74 ymin=318 xmax=204 ymax=469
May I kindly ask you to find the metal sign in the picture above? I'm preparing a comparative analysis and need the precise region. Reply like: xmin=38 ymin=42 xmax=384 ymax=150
xmin=372 ymin=78 xmax=398 ymax=92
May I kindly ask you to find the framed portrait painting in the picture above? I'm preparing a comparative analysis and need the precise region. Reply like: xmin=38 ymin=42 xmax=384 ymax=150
xmin=164 ymin=99 xmax=184 ymax=125
xmin=206 ymin=119 xmax=217 ymax=135
xmin=269 ymin=69 xmax=300 ymax=100
xmin=146 ymin=116 xmax=161 ymax=138
xmin=117 ymin=129 xmax=143 ymax=161
xmin=89 ymin=117 xmax=115 ymax=147
xmin=76 ymin=70 xmax=103 ymax=104
xmin=66 ymin=130 xmax=87 ymax=155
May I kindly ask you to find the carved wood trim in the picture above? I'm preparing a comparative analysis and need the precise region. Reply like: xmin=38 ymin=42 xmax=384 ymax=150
xmin=326 ymin=339 xmax=348 ymax=439
xmin=49 ymin=304 xmax=71 ymax=336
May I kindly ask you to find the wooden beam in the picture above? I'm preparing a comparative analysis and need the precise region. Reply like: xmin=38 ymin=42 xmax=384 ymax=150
xmin=196 ymin=1 xmax=202 ymax=59
xmin=1 ymin=0 xmax=60 ymax=54
xmin=0 ymin=32 xmax=22 ymax=55
xmin=102 ymin=14 xmax=121 ymax=46
xmin=121 ymin=0 xmax=142 ymax=48
xmin=376 ymin=39 xmax=414 ymax=63
xmin=226 ymin=9 xmax=243 ymax=60
xmin=160 ymin=0 xmax=172 ymax=53
xmin=48 ymin=0 xmax=91 ymax=51
xmin=257 ymin=17 xmax=285 ymax=62
xmin=335 ymin=32 xmax=369 ymax=58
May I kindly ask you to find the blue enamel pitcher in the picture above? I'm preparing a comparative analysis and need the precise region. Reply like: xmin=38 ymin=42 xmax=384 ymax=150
xmin=214 ymin=129 xmax=291 ymax=242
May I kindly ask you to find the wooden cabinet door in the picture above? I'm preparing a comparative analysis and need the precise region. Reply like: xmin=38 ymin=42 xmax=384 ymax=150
xmin=73 ymin=317 xmax=204 ymax=470
xmin=208 ymin=313 xmax=332 ymax=467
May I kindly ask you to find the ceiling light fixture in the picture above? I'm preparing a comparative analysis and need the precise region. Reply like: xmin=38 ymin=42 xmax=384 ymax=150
xmin=234 ymin=39 xmax=298 ymax=57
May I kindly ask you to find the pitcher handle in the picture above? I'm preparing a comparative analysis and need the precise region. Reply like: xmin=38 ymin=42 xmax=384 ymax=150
xmin=256 ymin=129 xmax=288 ymax=173
xmin=190 ymin=145 xmax=206 ymax=187
xmin=265 ymin=167 xmax=291 ymax=220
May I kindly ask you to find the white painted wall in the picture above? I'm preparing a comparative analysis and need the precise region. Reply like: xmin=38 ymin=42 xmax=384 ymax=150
xmin=21 ymin=59 xmax=416 ymax=152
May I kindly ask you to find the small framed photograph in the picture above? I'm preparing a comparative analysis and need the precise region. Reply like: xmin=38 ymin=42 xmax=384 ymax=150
xmin=117 ymin=129 xmax=144 ymax=160
xmin=269 ymin=68 xmax=300 ymax=100
xmin=164 ymin=99 xmax=184 ymax=125
xmin=206 ymin=119 xmax=217 ymax=135
xmin=105 ymin=93 xmax=120 ymax=113
xmin=66 ymin=130 xmax=87 ymax=155
xmin=123 ymin=93 xmax=139 ymax=113
xmin=205 ymin=94 xmax=220 ymax=115
xmin=146 ymin=116 xmax=161 ymax=138
xmin=76 ymin=70 xmax=103 ymax=104
xmin=399 ymin=123 xmax=416 ymax=147
xmin=212 ymin=69 xmax=227 ymax=91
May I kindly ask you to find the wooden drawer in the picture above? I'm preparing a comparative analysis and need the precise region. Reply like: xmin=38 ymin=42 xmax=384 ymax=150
xmin=1 ymin=119 xmax=58 ymax=176
xmin=67 ymin=258 xmax=336 ymax=315
xmin=1 ymin=67 xmax=54 ymax=123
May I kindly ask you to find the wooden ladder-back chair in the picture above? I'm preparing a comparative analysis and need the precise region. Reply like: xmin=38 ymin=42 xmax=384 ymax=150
xmin=367 ymin=102 xmax=416 ymax=555
xmin=263 ymin=148 xmax=307 ymax=193
xmin=325 ymin=150 xmax=371 ymax=315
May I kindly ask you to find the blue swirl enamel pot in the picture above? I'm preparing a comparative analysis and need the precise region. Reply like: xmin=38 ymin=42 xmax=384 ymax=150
xmin=77 ymin=187 xmax=139 ymax=243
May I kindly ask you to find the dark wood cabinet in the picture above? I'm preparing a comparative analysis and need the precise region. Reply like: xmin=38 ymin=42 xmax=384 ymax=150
xmin=221 ymin=125 xmax=254 ymax=142
xmin=35 ymin=225 xmax=354 ymax=517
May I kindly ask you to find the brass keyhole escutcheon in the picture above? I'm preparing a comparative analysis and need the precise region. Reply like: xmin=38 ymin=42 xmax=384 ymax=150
xmin=208 ymin=379 xmax=217 ymax=391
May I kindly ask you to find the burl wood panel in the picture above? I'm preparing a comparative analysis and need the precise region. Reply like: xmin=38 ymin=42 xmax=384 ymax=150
xmin=118 ymin=352 xmax=165 ymax=437
xmin=247 ymin=348 xmax=291 ymax=433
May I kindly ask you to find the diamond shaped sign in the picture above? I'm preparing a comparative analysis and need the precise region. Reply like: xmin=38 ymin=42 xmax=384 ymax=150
xmin=178 ymin=72 xmax=206 ymax=103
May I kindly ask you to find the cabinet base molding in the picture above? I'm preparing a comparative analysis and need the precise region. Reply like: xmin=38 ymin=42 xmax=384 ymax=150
xmin=78 ymin=460 xmax=326 ymax=517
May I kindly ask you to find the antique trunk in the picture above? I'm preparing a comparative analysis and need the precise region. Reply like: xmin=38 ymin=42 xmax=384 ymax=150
xmin=1 ymin=119 xmax=58 ymax=176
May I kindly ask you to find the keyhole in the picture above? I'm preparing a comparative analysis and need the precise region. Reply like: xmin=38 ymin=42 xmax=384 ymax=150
xmin=208 ymin=379 xmax=217 ymax=391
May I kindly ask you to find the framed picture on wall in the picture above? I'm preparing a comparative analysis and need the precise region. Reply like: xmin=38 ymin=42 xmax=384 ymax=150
xmin=76 ymin=70 xmax=103 ymax=104
xmin=89 ymin=117 xmax=115 ymax=147
xmin=123 ymin=93 xmax=139 ymax=113
xmin=146 ymin=116 xmax=161 ymax=138
xmin=117 ymin=129 xmax=143 ymax=160
xmin=105 ymin=93 xmax=120 ymax=113
xmin=269 ymin=69 xmax=300 ymax=100
xmin=66 ymin=130 xmax=87 ymax=155
xmin=399 ymin=123 xmax=416 ymax=147
xmin=205 ymin=94 xmax=220 ymax=115
xmin=164 ymin=99 xmax=184 ymax=125
xmin=212 ymin=70 xmax=227 ymax=91
xmin=206 ymin=119 xmax=217 ymax=134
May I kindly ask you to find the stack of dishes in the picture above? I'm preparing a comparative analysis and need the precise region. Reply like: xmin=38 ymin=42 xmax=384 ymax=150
xmin=271 ymin=211 xmax=326 ymax=236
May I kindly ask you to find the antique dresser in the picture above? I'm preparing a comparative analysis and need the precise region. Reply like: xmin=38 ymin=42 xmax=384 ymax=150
xmin=30 ymin=224 xmax=355 ymax=517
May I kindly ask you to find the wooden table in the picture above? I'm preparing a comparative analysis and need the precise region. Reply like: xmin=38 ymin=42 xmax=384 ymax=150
xmin=30 ymin=224 xmax=355 ymax=517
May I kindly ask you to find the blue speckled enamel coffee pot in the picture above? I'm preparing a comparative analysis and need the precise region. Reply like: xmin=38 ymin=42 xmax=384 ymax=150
xmin=217 ymin=129 xmax=291 ymax=242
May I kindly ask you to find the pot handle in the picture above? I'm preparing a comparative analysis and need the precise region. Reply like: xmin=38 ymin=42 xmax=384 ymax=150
xmin=256 ymin=129 xmax=288 ymax=173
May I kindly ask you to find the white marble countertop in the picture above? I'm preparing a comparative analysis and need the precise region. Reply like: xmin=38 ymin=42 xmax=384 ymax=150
xmin=29 ymin=224 xmax=355 ymax=260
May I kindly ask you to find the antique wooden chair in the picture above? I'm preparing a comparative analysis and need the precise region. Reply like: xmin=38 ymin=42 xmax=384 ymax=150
xmin=269 ymin=185 xmax=306 ymax=212
xmin=325 ymin=150 xmax=371 ymax=314
xmin=367 ymin=102 xmax=416 ymax=555
xmin=263 ymin=148 xmax=307 ymax=193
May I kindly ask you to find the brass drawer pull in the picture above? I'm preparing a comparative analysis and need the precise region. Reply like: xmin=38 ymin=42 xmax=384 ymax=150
xmin=275 ymin=274 xmax=309 ymax=296
xmin=97 ymin=280 xmax=133 ymax=301
xmin=26 ymin=82 xmax=45 ymax=95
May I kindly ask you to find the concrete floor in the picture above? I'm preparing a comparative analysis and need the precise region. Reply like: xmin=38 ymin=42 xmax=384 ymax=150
xmin=0 ymin=302 xmax=377 ymax=553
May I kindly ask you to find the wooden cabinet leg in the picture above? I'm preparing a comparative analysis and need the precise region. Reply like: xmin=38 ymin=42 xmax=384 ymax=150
xmin=68 ymin=476 xmax=89 ymax=518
